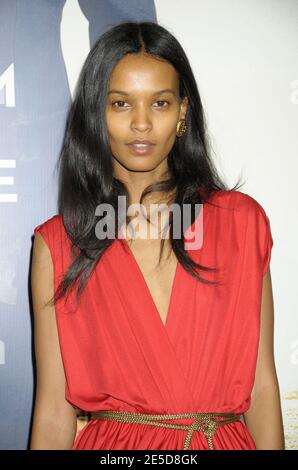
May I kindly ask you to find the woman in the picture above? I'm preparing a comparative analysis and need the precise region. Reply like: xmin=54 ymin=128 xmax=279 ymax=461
xmin=29 ymin=21 xmax=285 ymax=450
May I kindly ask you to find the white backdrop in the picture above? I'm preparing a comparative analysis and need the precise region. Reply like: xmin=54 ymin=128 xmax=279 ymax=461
xmin=154 ymin=0 xmax=298 ymax=449
xmin=60 ymin=0 xmax=298 ymax=450
xmin=0 ymin=0 xmax=157 ymax=450
xmin=1 ymin=0 xmax=296 ymax=450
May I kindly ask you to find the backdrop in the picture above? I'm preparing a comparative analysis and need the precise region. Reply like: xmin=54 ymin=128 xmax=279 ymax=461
xmin=0 ymin=0 xmax=297 ymax=450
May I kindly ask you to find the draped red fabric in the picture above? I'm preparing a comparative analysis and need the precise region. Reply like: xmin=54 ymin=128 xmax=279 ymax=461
xmin=33 ymin=190 xmax=273 ymax=450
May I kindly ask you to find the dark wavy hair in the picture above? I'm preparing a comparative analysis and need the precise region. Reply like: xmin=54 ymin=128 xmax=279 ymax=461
xmin=49 ymin=21 xmax=244 ymax=307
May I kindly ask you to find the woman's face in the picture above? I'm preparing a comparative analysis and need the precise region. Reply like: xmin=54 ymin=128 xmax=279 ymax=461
xmin=106 ymin=52 xmax=188 ymax=177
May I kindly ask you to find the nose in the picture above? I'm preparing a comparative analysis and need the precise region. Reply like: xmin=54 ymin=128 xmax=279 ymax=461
xmin=130 ymin=104 xmax=152 ymax=133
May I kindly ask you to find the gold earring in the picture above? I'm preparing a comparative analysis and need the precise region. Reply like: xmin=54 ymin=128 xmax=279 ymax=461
xmin=176 ymin=118 xmax=187 ymax=137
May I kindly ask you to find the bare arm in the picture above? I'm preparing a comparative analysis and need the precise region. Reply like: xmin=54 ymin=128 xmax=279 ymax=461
xmin=29 ymin=231 xmax=78 ymax=450
xmin=243 ymin=268 xmax=285 ymax=450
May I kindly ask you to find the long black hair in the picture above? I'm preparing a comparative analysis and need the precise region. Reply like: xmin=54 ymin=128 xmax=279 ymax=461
xmin=50 ymin=21 xmax=243 ymax=307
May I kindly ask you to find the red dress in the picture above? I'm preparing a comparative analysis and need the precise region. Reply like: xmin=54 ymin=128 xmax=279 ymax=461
xmin=33 ymin=190 xmax=273 ymax=450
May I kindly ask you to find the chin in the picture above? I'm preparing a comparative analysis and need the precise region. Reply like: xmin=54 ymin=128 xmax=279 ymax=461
xmin=125 ymin=161 xmax=158 ymax=172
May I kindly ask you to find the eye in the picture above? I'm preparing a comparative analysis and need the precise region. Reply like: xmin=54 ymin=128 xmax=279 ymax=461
xmin=111 ymin=101 xmax=129 ymax=108
xmin=111 ymin=100 xmax=170 ymax=109
xmin=153 ymin=100 xmax=170 ymax=108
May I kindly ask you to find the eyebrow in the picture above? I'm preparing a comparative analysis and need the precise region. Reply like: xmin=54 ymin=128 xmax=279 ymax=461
xmin=107 ymin=88 xmax=176 ymax=96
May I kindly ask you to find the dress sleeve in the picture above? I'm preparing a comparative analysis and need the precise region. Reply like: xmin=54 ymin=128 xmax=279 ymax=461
xmin=250 ymin=200 xmax=274 ymax=276
xmin=262 ymin=211 xmax=273 ymax=276
xmin=34 ymin=221 xmax=50 ymax=249
xmin=33 ymin=216 xmax=58 ymax=263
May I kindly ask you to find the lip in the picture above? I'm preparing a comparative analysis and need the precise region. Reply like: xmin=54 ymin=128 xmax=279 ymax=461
xmin=127 ymin=139 xmax=156 ymax=145
xmin=126 ymin=140 xmax=156 ymax=155
xmin=127 ymin=144 xmax=155 ymax=155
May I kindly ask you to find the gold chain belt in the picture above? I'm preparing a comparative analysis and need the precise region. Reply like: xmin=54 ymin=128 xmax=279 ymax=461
xmin=90 ymin=410 xmax=243 ymax=450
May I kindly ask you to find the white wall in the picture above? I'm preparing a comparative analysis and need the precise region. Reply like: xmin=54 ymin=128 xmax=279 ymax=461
xmin=155 ymin=0 xmax=298 ymax=448
xmin=58 ymin=0 xmax=298 ymax=448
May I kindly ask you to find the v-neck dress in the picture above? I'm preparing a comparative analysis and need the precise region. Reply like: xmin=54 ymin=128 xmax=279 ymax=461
xmin=33 ymin=190 xmax=273 ymax=450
